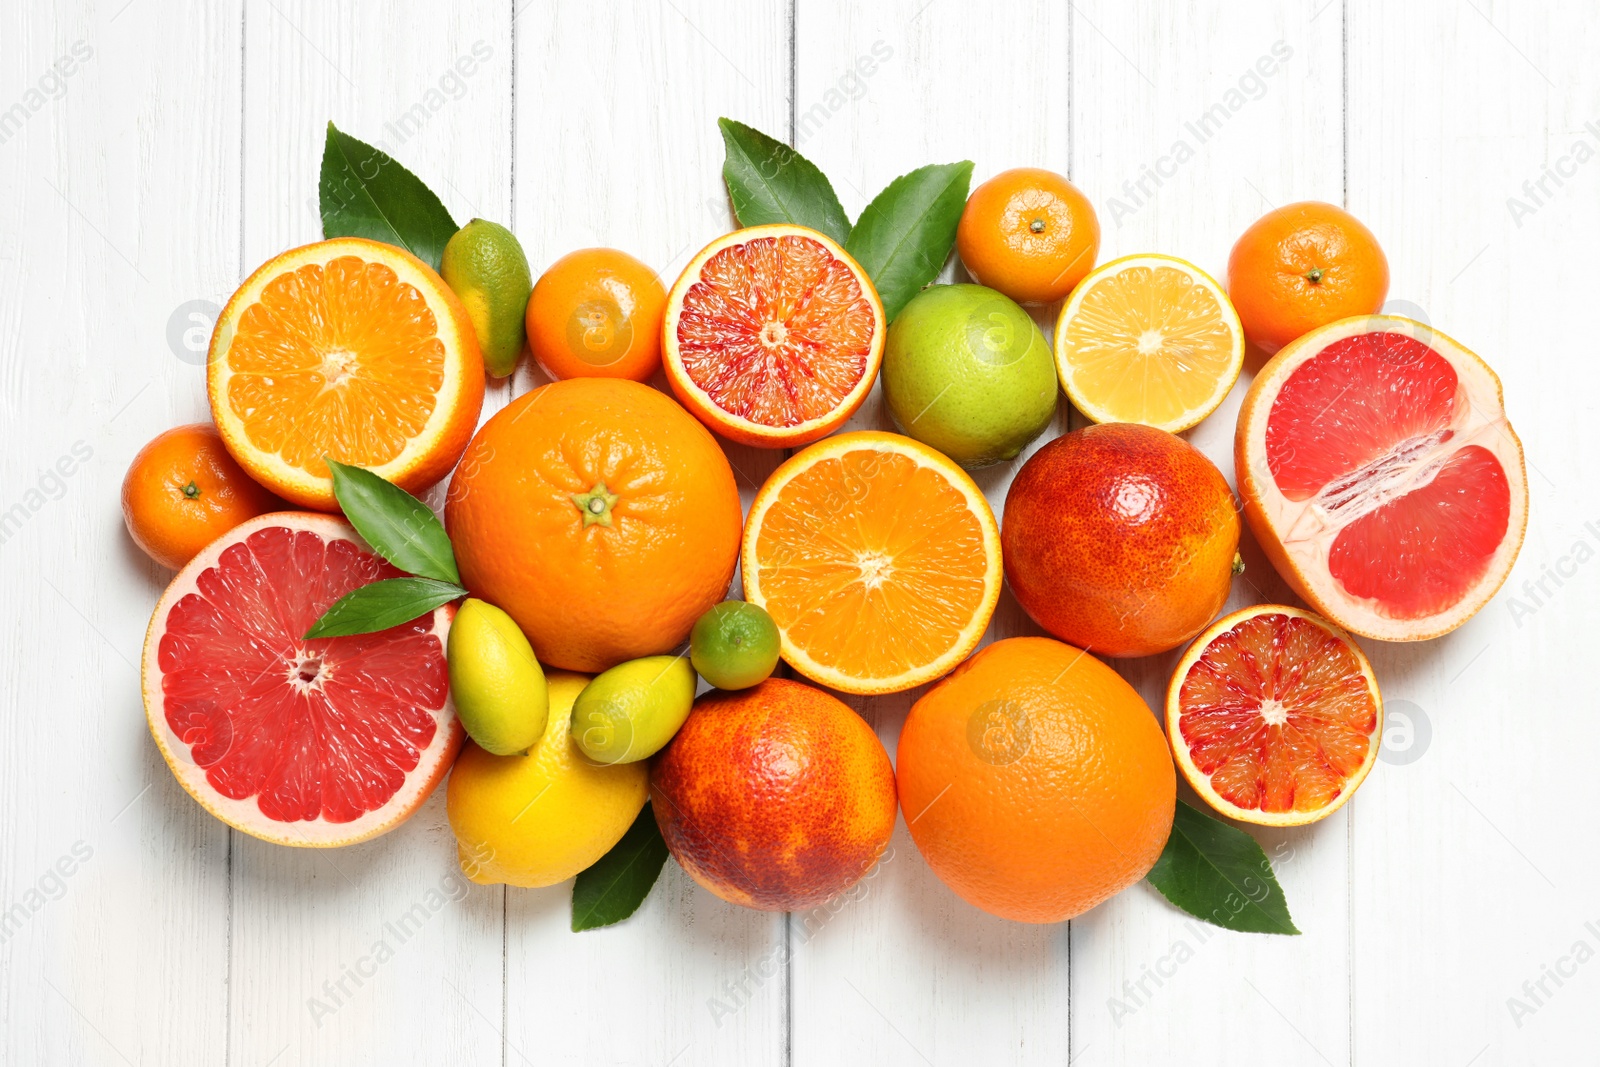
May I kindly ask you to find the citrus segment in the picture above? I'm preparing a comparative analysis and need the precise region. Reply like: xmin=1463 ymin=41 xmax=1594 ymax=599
xmin=1236 ymin=315 xmax=1528 ymax=640
xmin=1167 ymin=604 xmax=1381 ymax=826
xmin=741 ymin=431 xmax=1001 ymax=694
xmin=1054 ymin=253 xmax=1244 ymax=432
xmin=664 ymin=225 xmax=885 ymax=447
xmin=208 ymin=238 xmax=484 ymax=511
xmin=142 ymin=512 xmax=464 ymax=846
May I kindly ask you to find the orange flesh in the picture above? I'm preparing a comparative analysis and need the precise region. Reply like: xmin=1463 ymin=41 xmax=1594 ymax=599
xmin=1177 ymin=612 xmax=1377 ymax=814
xmin=754 ymin=449 xmax=989 ymax=679
xmin=675 ymin=236 xmax=875 ymax=428
xmin=225 ymin=256 xmax=446 ymax=476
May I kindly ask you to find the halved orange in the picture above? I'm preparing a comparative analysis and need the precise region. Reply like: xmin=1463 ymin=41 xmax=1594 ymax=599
xmin=663 ymin=224 xmax=885 ymax=448
xmin=1054 ymin=253 xmax=1244 ymax=432
xmin=207 ymin=238 xmax=484 ymax=511
xmin=1166 ymin=604 xmax=1383 ymax=827
xmin=741 ymin=431 xmax=1002 ymax=694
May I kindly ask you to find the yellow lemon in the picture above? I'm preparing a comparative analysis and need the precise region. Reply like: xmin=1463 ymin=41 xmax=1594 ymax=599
xmin=446 ymin=672 xmax=647 ymax=887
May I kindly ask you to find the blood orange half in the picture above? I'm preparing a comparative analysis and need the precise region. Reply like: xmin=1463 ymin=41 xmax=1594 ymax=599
xmin=1167 ymin=604 xmax=1382 ymax=826
xmin=1236 ymin=315 xmax=1528 ymax=641
xmin=142 ymin=512 xmax=463 ymax=847
xmin=663 ymin=224 xmax=885 ymax=448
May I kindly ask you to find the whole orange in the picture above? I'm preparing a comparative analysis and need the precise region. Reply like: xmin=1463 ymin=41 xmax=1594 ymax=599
xmin=956 ymin=167 xmax=1100 ymax=304
xmin=1227 ymin=201 xmax=1389 ymax=353
xmin=525 ymin=248 xmax=667 ymax=382
xmin=122 ymin=423 xmax=282 ymax=570
xmin=443 ymin=378 xmax=742 ymax=672
xmin=650 ymin=677 xmax=897 ymax=911
xmin=898 ymin=637 xmax=1175 ymax=923
xmin=1001 ymin=423 xmax=1239 ymax=657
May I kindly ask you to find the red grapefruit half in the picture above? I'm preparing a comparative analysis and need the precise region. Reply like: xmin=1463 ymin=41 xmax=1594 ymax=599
xmin=663 ymin=224 xmax=885 ymax=448
xmin=1236 ymin=315 xmax=1527 ymax=641
xmin=142 ymin=512 xmax=463 ymax=847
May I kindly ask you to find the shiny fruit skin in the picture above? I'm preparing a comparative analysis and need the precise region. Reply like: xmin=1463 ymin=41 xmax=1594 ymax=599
xmin=447 ymin=598 xmax=549 ymax=755
xmin=881 ymin=284 xmax=1058 ymax=469
xmin=441 ymin=219 xmax=534 ymax=379
xmin=650 ymin=678 xmax=897 ymax=911
xmin=526 ymin=248 xmax=667 ymax=382
xmin=898 ymin=637 xmax=1175 ymax=923
xmin=1227 ymin=201 xmax=1389 ymax=353
xmin=571 ymin=655 xmax=696 ymax=764
xmin=956 ymin=167 xmax=1100 ymax=305
xmin=1002 ymin=423 xmax=1240 ymax=657
xmin=689 ymin=601 xmax=780 ymax=690
xmin=122 ymin=423 xmax=282 ymax=570
xmin=447 ymin=672 xmax=648 ymax=888
xmin=444 ymin=377 xmax=743 ymax=672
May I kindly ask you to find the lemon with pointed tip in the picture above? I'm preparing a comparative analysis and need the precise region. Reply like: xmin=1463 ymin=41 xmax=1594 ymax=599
xmin=572 ymin=655 xmax=696 ymax=765
xmin=441 ymin=219 xmax=533 ymax=378
xmin=447 ymin=598 xmax=548 ymax=755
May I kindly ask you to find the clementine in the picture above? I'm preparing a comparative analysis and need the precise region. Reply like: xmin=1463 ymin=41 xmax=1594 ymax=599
xmin=650 ymin=678 xmax=897 ymax=911
xmin=526 ymin=248 xmax=667 ymax=382
xmin=443 ymin=377 xmax=743 ymax=672
xmin=122 ymin=423 xmax=283 ymax=570
xmin=898 ymin=637 xmax=1175 ymax=923
xmin=1227 ymin=201 xmax=1389 ymax=353
xmin=956 ymin=167 xmax=1100 ymax=305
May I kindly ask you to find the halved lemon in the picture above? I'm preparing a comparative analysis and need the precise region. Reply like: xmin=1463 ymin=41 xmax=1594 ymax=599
xmin=741 ymin=431 xmax=1002 ymax=695
xmin=207 ymin=238 xmax=484 ymax=511
xmin=1166 ymin=604 xmax=1383 ymax=827
xmin=1053 ymin=253 xmax=1244 ymax=432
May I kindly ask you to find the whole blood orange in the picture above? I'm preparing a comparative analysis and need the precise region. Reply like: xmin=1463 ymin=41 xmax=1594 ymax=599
xmin=444 ymin=377 xmax=743 ymax=672
xmin=663 ymin=224 xmax=885 ymax=448
xmin=898 ymin=637 xmax=1175 ymax=923
xmin=956 ymin=166 xmax=1100 ymax=305
xmin=142 ymin=512 xmax=463 ymax=846
xmin=1227 ymin=201 xmax=1389 ymax=353
xmin=1002 ymin=423 xmax=1240 ymax=657
xmin=123 ymin=423 xmax=283 ymax=570
xmin=1235 ymin=315 xmax=1527 ymax=641
xmin=650 ymin=677 xmax=897 ymax=911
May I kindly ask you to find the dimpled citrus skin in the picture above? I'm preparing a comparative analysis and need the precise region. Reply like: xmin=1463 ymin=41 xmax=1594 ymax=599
xmin=1002 ymin=423 xmax=1240 ymax=657
xmin=650 ymin=678 xmax=897 ymax=911
xmin=897 ymin=637 xmax=1175 ymax=923
xmin=444 ymin=378 xmax=743 ymax=672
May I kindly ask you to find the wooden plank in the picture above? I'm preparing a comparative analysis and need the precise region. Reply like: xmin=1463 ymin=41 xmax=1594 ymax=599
xmin=504 ymin=2 xmax=793 ymax=1064
xmin=231 ymin=5 xmax=511 ymax=1064
xmin=790 ymin=3 xmax=1075 ymax=1064
xmin=1067 ymin=3 xmax=1350 ymax=1064
xmin=0 ymin=3 xmax=239 ymax=1065
xmin=1347 ymin=2 xmax=1600 ymax=1062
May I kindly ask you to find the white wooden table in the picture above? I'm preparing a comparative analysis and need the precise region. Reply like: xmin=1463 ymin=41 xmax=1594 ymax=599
xmin=2 ymin=2 xmax=1593 ymax=1063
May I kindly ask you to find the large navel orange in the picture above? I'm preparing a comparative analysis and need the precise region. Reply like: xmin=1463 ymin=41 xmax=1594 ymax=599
xmin=898 ymin=637 xmax=1175 ymax=923
xmin=444 ymin=378 xmax=743 ymax=672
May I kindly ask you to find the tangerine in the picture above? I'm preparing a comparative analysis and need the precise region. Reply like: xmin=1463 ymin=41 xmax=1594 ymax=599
xmin=122 ymin=423 xmax=282 ymax=570
xmin=956 ymin=167 xmax=1100 ymax=305
xmin=525 ymin=248 xmax=667 ymax=382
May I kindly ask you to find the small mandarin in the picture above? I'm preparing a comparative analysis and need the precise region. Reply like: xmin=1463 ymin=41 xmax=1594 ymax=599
xmin=122 ymin=423 xmax=282 ymax=570
xmin=526 ymin=248 xmax=667 ymax=382
xmin=956 ymin=167 xmax=1100 ymax=304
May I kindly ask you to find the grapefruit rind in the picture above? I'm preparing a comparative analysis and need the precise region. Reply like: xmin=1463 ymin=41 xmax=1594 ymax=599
xmin=1053 ymin=253 xmax=1245 ymax=433
xmin=141 ymin=511 xmax=464 ymax=847
xmin=741 ymin=431 xmax=1003 ymax=695
xmin=1235 ymin=315 xmax=1528 ymax=641
xmin=662 ymin=224 xmax=886 ymax=448
xmin=1165 ymin=603 xmax=1382 ymax=828
xmin=207 ymin=237 xmax=484 ymax=512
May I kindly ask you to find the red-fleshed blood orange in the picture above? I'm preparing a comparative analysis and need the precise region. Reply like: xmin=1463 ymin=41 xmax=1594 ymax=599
xmin=142 ymin=512 xmax=463 ymax=847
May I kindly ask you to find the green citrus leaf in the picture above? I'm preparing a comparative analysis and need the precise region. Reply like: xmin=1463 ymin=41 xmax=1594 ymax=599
xmin=325 ymin=459 xmax=459 ymax=585
xmin=718 ymin=118 xmax=851 ymax=245
xmin=845 ymin=161 xmax=973 ymax=321
xmin=571 ymin=803 xmax=670 ymax=932
xmin=1146 ymin=800 xmax=1300 ymax=935
xmin=304 ymin=577 xmax=465 ymax=639
xmin=319 ymin=121 xmax=458 ymax=270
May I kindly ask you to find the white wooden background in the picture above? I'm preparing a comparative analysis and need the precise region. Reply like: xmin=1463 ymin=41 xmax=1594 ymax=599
xmin=1 ymin=1 xmax=1594 ymax=1063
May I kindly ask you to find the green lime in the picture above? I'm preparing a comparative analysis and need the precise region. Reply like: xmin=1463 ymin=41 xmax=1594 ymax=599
xmin=881 ymin=283 xmax=1058 ymax=468
xmin=447 ymin=598 xmax=549 ymax=755
xmin=441 ymin=218 xmax=533 ymax=378
xmin=571 ymin=655 xmax=696 ymax=765
xmin=690 ymin=601 xmax=779 ymax=690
